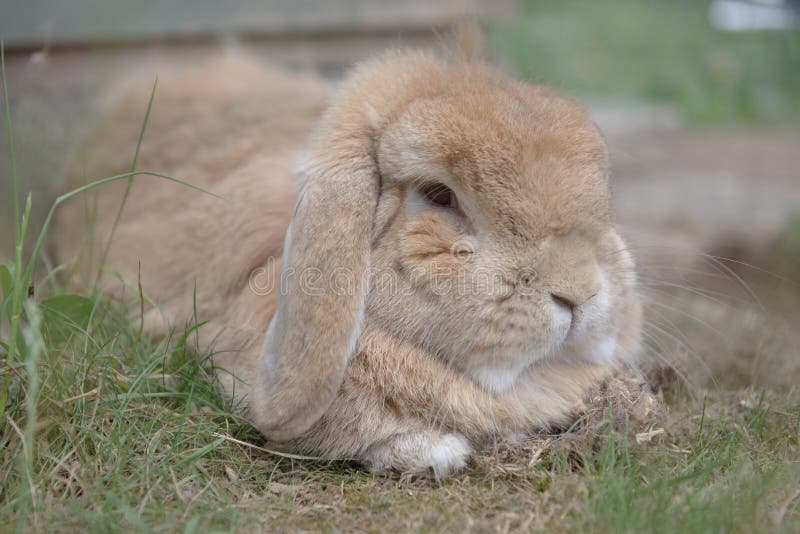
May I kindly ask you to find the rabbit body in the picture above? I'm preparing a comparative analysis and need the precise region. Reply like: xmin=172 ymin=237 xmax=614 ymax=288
xmin=57 ymin=50 xmax=641 ymax=476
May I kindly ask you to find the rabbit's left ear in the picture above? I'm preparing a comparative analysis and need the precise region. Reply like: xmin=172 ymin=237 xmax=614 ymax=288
xmin=251 ymin=96 xmax=380 ymax=442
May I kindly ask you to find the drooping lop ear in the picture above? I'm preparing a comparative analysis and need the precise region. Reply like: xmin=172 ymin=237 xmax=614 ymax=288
xmin=250 ymin=79 xmax=382 ymax=442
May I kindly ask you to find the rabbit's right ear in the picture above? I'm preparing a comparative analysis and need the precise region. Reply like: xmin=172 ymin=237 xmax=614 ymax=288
xmin=251 ymin=86 xmax=381 ymax=442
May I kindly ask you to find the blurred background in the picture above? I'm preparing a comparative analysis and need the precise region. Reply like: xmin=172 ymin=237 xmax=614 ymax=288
xmin=1 ymin=0 xmax=798 ymax=385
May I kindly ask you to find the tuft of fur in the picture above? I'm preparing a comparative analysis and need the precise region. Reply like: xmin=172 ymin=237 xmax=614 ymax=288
xmin=451 ymin=19 xmax=485 ymax=62
xmin=57 ymin=39 xmax=644 ymax=476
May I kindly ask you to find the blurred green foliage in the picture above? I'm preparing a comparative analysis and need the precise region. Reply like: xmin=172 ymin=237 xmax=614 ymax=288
xmin=493 ymin=0 xmax=800 ymax=122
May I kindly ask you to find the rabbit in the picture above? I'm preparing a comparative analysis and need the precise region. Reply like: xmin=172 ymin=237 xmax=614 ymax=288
xmin=56 ymin=35 xmax=642 ymax=476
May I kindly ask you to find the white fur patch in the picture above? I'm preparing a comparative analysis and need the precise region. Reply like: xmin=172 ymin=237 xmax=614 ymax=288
xmin=468 ymin=364 xmax=526 ymax=393
xmin=592 ymin=336 xmax=618 ymax=363
xmin=346 ymin=303 xmax=366 ymax=361
xmin=363 ymin=102 xmax=380 ymax=130
xmin=365 ymin=432 xmax=471 ymax=478
xmin=424 ymin=434 xmax=471 ymax=477
xmin=558 ymin=334 xmax=619 ymax=365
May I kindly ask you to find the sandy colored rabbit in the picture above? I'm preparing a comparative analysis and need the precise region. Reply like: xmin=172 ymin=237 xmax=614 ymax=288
xmin=57 ymin=38 xmax=642 ymax=476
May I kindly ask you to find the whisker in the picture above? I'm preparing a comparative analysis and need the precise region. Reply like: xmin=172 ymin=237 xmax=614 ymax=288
xmin=698 ymin=253 xmax=766 ymax=312
xmin=702 ymin=252 xmax=799 ymax=287
xmin=638 ymin=281 xmax=746 ymax=306
xmin=636 ymin=338 xmax=697 ymax=397
xmin=643 ymin=304 xmax=697 ymax=350
xmin=642 ymin=317 xmax=719 ymax=389
xmin=644 ymin=297 xmax=730 ymax=345
xmin=613 ymin=234 xmax=791 ymax=296
xmin=638 ymin=265 xmax=749 ymax=282
xmin=638 ymin=279 xmax=734 ymax=306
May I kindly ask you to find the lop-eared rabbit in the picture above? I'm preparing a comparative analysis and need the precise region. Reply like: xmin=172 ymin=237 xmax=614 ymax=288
xmin=57 ymin=33 xmax=642 ymax=476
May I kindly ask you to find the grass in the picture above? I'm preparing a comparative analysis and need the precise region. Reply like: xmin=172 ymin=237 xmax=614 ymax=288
xmin=0 ymin=291 xmax=798 ymax=531
xmin=492 ymin=0 xmax=800 ymax=123
xmin=2 ymin=32 xmax=800 ymax=534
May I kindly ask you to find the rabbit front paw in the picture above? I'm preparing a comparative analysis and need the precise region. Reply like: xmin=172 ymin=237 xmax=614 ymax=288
xmin=363 ymin=431 xmax=471 ymax=478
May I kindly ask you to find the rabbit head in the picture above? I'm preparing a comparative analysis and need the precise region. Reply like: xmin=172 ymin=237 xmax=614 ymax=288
xmin=252 ymin=50 xmax=642 ymax=442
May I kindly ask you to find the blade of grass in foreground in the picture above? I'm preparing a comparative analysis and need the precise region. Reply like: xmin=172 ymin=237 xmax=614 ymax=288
xmin=17 ymin=300 xmax=43 ymax=530
xmin=0 ymin=41 xmax=23 ymax=421
xmin=22 ymin=170 xmax=226 ymax=288
xmin=0 ymin=196 xmax=30 ymax=429
xmin=1 ymin=42 xmax=20 ymax=243
xmin=94 ymin=77 xmax=158 ymax=290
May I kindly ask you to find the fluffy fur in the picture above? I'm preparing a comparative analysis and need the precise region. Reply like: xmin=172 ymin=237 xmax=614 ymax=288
xmin=56 ymin=43 xmax=642 ymax=475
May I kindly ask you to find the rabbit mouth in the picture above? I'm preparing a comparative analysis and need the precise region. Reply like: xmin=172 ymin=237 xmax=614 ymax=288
xmin=461 ymin=319 xmax=621 ymax=393
xmin=466 ymin=363 xmax=530 ymax=393
xmin=556 ymin=332 xmax=620 ymax=365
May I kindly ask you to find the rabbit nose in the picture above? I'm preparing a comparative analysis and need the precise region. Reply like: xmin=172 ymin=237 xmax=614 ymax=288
xmin=550 ymin=289 xmax=598 ymax=312
xmin=550 ymin=292 xmax=578 ymax=312
xmin=551 ymin=290 xmax=595 ymax=332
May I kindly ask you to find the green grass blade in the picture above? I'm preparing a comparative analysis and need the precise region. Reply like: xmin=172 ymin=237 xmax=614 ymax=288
xmin=173 ymin=437 xmax=224 ymax=468
xmin=103 ymin=491 xmax=153 ymax=533
xmin=0 ymin=196 xmax=30 ymax=420
xmin=1 ymin=41 xmax=19 ymax=243
xmin=22 ymin=170 xmax=225 ymax=286
xmin=94 ymin=78 xmax=158 ymax=289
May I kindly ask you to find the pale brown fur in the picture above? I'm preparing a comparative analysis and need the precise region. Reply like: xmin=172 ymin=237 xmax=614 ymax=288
xmin=58 ymin=57 xmax=325 ymax=396
xmin=57 ymin=41 xmax=642 ymax=475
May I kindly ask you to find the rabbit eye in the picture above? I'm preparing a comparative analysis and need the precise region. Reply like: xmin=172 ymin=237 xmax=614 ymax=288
xmin=420 ymin=182 xmax=458 ymax=209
